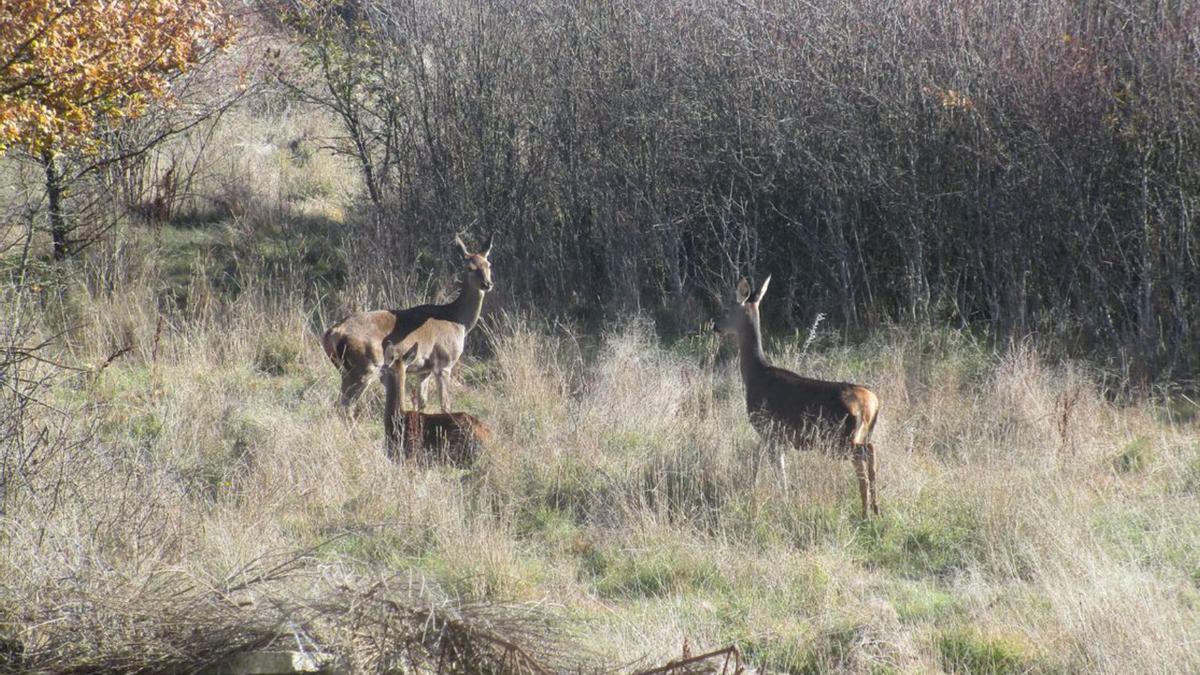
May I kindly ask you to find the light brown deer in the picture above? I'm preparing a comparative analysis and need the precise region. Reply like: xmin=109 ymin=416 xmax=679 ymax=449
xmin=384 ymin=344 xmax=493 ymax=464
xmin=714 ymin=276 xmax=881 ymax=518
xmin=322 ymin=234 xmax=493 ymax=416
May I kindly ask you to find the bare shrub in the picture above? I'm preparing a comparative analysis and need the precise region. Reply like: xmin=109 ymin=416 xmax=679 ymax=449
xmin=273 ymin=0 xmax=1200 ymax=380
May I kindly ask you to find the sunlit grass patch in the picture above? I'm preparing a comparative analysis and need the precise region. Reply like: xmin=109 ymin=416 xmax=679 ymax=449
xmin=856 ymin=494 xmax=984 ymax=579
xmin=580 ymin=537 xmax=729 ymax=600
xmin=936 ymin=627 xmax=1049 ymax=675
xmin=889 ymin=579 xmax=963 ymax=623
xmin=1112 ymin=436 xmax=1154 ymax=474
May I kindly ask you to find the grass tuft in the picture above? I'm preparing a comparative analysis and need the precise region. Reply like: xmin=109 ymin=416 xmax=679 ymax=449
xmin=937 ymin=627 xmax=1045 ymax=675
xmin=1112 ymin=437 xmax=1154 ymax=474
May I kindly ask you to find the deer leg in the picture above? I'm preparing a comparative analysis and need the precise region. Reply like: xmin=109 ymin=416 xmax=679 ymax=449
xmin=404 ymin=412 xmax=421 ymax=461
xmin=749 ymin=441 xmax=763 ymax=488
xmin=394 ymin=362 xmax=407 ymax=413
xmin=416 ymin=373 xmax=435 ymax=411
xmin=340 ymin=366 xmax=373 ymax=420
xmin=866 ymin=442 xmax=880 ymax=516
xmin=853 ymin=445 xmax=870 ymax=519
xmin=382 ymin=367 xmax=402 ymax=460
xmin=777 ymin=444 xmax=789 ymax=495
xmin=437 ymin=369 xmax=451 ymax=412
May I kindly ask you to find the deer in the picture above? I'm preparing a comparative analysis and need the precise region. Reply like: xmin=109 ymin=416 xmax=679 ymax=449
xmin=383 ymin=344 xmax=493 ymax=464
xmin=321 ymin=233 xmax=494 ymax=419
xmin=713 ymin=276 xmax=881 ymax=518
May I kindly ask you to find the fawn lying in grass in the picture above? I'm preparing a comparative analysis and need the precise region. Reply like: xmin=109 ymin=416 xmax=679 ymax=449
xmin=383 ymin=344 xmax=492 ymax=465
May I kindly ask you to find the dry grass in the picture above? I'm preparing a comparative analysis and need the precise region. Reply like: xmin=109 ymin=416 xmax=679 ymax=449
xmin=3 ymin=97 xmax=1198 ymax=673
xmin=3 ymin=250 xmax=1199 ymax=673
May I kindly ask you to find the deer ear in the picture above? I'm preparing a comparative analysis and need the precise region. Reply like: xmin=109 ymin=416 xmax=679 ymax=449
xmin=752 ymin=275 xmax=771 ymax=304
xmin=735 ymin=278 xmax=752 ymax=303
xmin=481 ymin=232 xmax=494 ymax=258
xmin=452 ymin=235 xmax=470 ymax=259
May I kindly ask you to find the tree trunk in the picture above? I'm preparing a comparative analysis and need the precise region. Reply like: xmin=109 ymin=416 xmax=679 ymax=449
xmin=42 ymin=152 xmax=67 ymax=261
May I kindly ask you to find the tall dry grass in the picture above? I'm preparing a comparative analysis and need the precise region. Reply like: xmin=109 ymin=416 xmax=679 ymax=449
xmin=2 ymin=241 xmax=1198 ymax=671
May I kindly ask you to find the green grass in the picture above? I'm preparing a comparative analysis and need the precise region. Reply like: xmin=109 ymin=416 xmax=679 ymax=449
xmin=937 ymin=628 xmax=1047 ymax=675
xmin=890 ymin=580 xmax=963 ymax=623
xmin=738 ymin=620 xmax=873 ymax=675
xmin=151 ymin=215 xmax=345 ymax=311
xmin=254 ymin=330 xmax=304 ymax=376
xmin=1162 ymin=397 xmax=1200 ymax=426
xmin=1094 ymin=505 xmax=1200 ymax=580
xmin=857 ymin=496 xmax=984 ymax=578
xmin=1112 ymin=436 xmax=1154 ymax=474
xmin=580 ymin=540 xmax=728 ymax=599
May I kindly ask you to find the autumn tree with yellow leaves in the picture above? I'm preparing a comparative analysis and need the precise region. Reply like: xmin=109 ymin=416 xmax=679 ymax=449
xmin=0 ymin=0 xmax=233 ymax=259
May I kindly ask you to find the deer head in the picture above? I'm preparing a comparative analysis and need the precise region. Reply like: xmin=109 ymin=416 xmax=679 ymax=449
xmin=453 ymin=233 xmax=494 ymax=293
xmin=713 ymin=275 xmax=771 ymax=335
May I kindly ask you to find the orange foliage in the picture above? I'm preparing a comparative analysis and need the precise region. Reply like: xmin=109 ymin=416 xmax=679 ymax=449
xmin=0 ymin=0 xmax=234 ymax=156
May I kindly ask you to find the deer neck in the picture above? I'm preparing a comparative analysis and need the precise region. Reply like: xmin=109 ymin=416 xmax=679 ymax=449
xmin=447 ymin=281 xmax=486 ymax=332
xmin=737 ymin=317 xmax=769 ymax=383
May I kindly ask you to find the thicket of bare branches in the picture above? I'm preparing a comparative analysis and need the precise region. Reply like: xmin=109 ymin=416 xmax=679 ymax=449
xmin=280 ymin=0 xmax=1199 ymax=381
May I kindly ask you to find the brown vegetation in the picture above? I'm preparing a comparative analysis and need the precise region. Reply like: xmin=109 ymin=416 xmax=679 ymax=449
xmin=282 ymin=0 xmax=1200 ymax=382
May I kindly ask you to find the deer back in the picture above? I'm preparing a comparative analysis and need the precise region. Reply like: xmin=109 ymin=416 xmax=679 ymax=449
xmin=749 ymin=367 xmax=875 ymax=444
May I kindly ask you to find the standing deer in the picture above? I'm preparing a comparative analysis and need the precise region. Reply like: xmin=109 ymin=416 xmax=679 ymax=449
xmin=714 ymin=276 xmax=881 ymax=518
xmin=384 ymin=345 xmax=493 ymax=464
xmin=322 ymin=234 xmax=494 ymax=418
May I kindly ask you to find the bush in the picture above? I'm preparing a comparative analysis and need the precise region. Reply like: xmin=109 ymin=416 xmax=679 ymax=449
xmin=284 ymin=0 xmax=1200 ymax=380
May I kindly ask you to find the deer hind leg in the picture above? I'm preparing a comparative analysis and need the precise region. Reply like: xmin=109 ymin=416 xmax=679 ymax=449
xmin=772 ymin=429 xmax=789 ymax=495
xmin=853 ymin=446 xmax=870 ymax=519
xmin=778 ymin=445 xmax=789 ymax=496
xmin=866 ymin=443 xmax=880 ymax=516
xmin=403 ymin=412 xmax=422 ymax=461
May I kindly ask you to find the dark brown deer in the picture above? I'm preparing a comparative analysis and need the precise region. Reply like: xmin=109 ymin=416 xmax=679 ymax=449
xmin=322 ymin=234 xmax=493 ymax=417
xmin=383 ymin=344 xmax=492 ymax=464
xmin=714 ymin=277 xmax=881 ymax=517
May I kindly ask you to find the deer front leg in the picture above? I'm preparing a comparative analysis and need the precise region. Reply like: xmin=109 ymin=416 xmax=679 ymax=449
xmin=748 ymin=440 xmax=764 ymax=488
xmin=417 ymin=373 xmax=436 ymax=411
xmin=394 ymin=362 xmax=407 ymax=413
xmin=382 ymin=367 xmax=405 ymax=460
